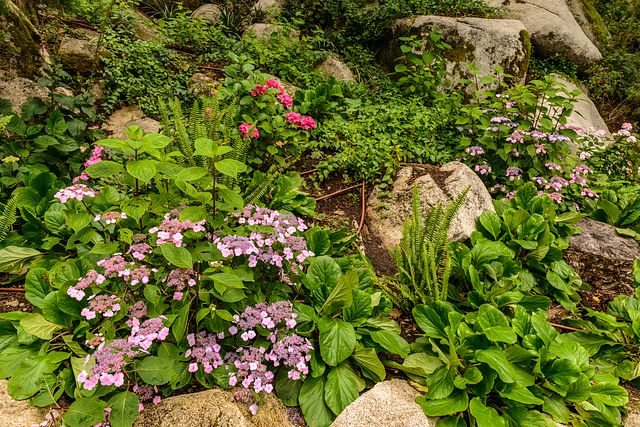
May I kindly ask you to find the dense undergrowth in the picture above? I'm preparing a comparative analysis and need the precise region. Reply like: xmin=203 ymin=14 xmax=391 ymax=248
xmin=0 ymin=0 xmax=639 ymax=426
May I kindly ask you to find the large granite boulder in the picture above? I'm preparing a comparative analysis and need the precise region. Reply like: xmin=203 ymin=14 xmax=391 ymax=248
xmin=0 ymin=380 xmax=51 ymax=427
xmin=390 ymin=16 xmax=530 ymax=88
xmin=57 ymin=36 xmax=102 ymax=73
xmin=487 ymin=0 xmax=601 ymax=70
xmin=331 ymin=380 xmax=435 ymax=427
xmin=0 ymin=77 xmax=48 ymax=114
xmin=550 ymin=74 xmax=610 ymax=137
xmin=191 ymin=4 xmax=221 ymax=24
xmin=565 ymin=219 xmax=640 ymax=301
xmin=0 ymin=0 xmax=43 ymax=80
xmin=103 ymin=106 xmax=161 ymax=139
xmin=316 ymin=57 xmax=355 ymax=82
xmin=244 ymin=23 xmax=299 ymax=41
xmin=253 ymin=0 xmax=283 ymax=22
xmin=367 ymin=162 xmax=494 ymax=259
xmin=134 ymin=388 xmax=293 ymax=427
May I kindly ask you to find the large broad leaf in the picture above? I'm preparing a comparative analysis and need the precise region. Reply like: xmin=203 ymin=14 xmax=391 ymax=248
xmin=543 ymin=359 xmax=581 ymax=387
xmin=590 ymin=383 xmax=628 ymax=407
xmin=0 ymin=246 xmax=42 ymax=273
xmin=426 ymin=365 xmax=456 ymax=399
xmin=172 ymin=302 xmax=190 ymax=343
xmin=369 ymin=329 xmax=410 ymax=358
xmin=412 ymin=304 xmax=449 ymax=339
xmin=478 ymin=211 xmax=503 ymax=239
xmin=475 ymin=305 xmax=517 ymax=344
xmin=352 ymin=348 xmax=386 ymax=382
xmin=7 ymin=351 xmax=68 ymax=400
xmin=324 ymin=363 xmax=365 ymax=415
xmin=135 ymin=356 xmax=175 ymax=385
xmin=24 ymin=267 xmax=50 ymax=309
xmin=469 ymin=398 xmax=505 ymax=427
xmin=305 ymin=257 xmax=342 ymax=308
xmin=319 ymin=270 xmax=357 ymax=316
xmin=160 ymin=243 xmax=193 ymax=269
xmin=306 ymin=228 xmax=331 ymax=256
xmin=19 ymin=313 xmax=62 ymax=340
xmin=214 ymin=158 xmax=247 ymax=179
xmin=542 ymin=394 xmax=570 ymax=423
xmin=475 ymin=348 xmax=516 ymax=383
xmin=299 ymin=376 xmax=334 ymax=427
xmin=126 ymin=160 xmax=157 ymax=183
xmin=498 ymin=386 xmax=544 ymax=405
xmin=0 ymin=344 xmax=38 ymax=377
xmin=63 ymin=397 xmax=108 ymax=427
xmin=417 ymin=390 xmax=469 ymax=417
xmin=85 ymin=161 xmax=125 ymax=178
xmin=342 ymin=290 xmax=373 ymax=326
xmin=108 ymin=391 xmax=140 ymax=427
xmin=470 ymin=241 xmax=512 ymax=266
xmin=318 ymin=317 xmax=356 ymax=366
xmin=276 ymin=368 xmax=303 ymax=406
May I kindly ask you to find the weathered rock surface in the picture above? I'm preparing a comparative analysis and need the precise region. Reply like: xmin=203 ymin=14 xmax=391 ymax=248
xmin=191 ymin=4 xmax=221 ymax=24
xmin=367 ymin=162 xmax=494 ymax=255
xmin=103 ymin=106 xmax=161 ymax=139
xmin=244 ymin=23 xmax=298 ymax=41
xmin=316 ymin=57 xmax=355 ymax=81
xmin=331 ymin=380 xmax=435 ymax=427
xmin=565 ymin=219 xmax=640 ymax=296
xmin=0 ymin=380 xmax=50 ymax=427
xmin=0 ymin=0 xmax=43 ymax=79
xmin=253 ymin=0 xmax=282 ymax=22
xmin=57 ymin=37 xmax=101 ymax=73
xmin=487 ymin=0 xmax=601 ymax=70
xmin=550 ymin=74 xmax=610 ymax=137
xmin=134 ymin=388 xmax=293 ymax=427
xmin=0 ymin=77 xmax=48 ymax=113
xmin=391 ymin=16 xmax=530 ymax=88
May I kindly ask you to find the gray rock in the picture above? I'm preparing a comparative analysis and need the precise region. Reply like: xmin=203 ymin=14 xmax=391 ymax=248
xmin=0 ymin=0 xmax=44 ymax=79
xmin=316 ymin=57 xmax=355 ymax=81
xmin=57 ymin=37 xmax=101 ymax=73
xmin=367 ymin=162 xmax=495 ymax=255
xmin=565 ymin=0 xmax=598 ymax=44
xmin=0 ymin=380 xmax=51 ymax=427
xmin=331 ymin=380 xmax=435 ymax=427
xmin=0 ymin=77 xmax=48 ymax=114
xmin=253 ymin=0 xmax=282 ymax=22
xmin=549 ymin=74 xmax=610 ymax=138
xmin=244 ymin=23 xmax=299 ymax=41
xmin=191 ymin=4 xmax=221 ymax=24
xmin=565 ymin=219 xmax=640 ymax=297
xmin=390 ymin=16 xmax=530 ymax=89
xmin=487 ymin=0 xmax=601 ymax=70
xmin=134 ymin=388 xmax=293 ymax=427
xmin=103 ymin=106 xmax=161 ymax=139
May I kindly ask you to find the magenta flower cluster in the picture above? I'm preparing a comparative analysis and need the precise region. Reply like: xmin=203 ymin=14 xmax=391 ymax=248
xmin=285 ymin=112 xmax=317 ymax=130
xmin=163 ymin=268 xmax=198 ymax=301
xmin=53 ymin=184 xmax=99 ymax=203
xmin=83 ymin=145 xmax=104 ymax=168
xmin=239 ymin=122 xmax=260 ymax=139
xmin=251 ymin=79 xmax=293 ymax=108
xmin=148 ymin=209 xmax=206 ymax=247
xmin=214 ymin=205 xmax=314 ymax=280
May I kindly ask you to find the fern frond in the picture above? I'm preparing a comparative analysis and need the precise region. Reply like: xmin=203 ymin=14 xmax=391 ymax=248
xmin=0 ymin=195 xmax=18 ymax=243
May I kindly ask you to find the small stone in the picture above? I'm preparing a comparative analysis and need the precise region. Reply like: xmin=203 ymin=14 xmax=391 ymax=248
xmin=103 ymin=106 xmax=161 ymax=139
xmin=316 ymin=57 xmax=355 ymax=81
xmin=188 ymin=73 xmax=216 ymax=95
xmin=244 ymin=24 xmax=299 ymax=41
xmin=0 ymin=77 xmax=49 ymax=114
xmin=57 ymin=37 xmax=102 ymax=73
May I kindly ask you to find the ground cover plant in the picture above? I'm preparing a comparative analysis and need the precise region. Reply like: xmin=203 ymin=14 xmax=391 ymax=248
xmin=2 ymin=0 xmax=640 ymax=426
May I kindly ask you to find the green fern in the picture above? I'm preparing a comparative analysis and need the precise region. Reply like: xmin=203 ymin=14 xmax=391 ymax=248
xmin=385 ymin=184 xmax=470 ymax=311
xmin=0 ymin=195 xmax=18 ymax=243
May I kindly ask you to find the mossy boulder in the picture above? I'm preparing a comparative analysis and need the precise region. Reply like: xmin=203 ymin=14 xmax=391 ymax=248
xmin=389 ymin=16 xmax=531 ymax=89
xmin=0 ymin=0 xmax=43 ymax=79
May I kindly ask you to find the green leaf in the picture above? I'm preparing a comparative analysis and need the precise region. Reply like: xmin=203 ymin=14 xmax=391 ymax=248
xmin=85 ymin=161 xmax=125 ymax=178
xmin=135 ymin=356 xmax=175 ymax=385
xmin=214 ymin=158 xmax=247 ymax=178
xmin=318 ymin=317 xmax=356 ymax=366
xmin=25 ymin=267 xmax=50 ymax=309
xmin=475 ymin=348 xmax=515 ymax=383
xmin=7 ymin=352 xmax=67 ymax=400
xmin=19 ymin=313 xmax=62 ymax=340
xmin=126 ymin=160 xmax=157 ymax=183
xmin=475 ymin=305 xmax=516 ymax=344
xmin=172 ymin=302 xmax=190 ymax=343
xmin=306 ymin=228 xmax=331 ymax=256
xmin=499 ymin=386 xmax=544 ymax=405
xmin=299 ymin=376 xmax=334 ymax=427
xmin=343 ymin=290 xmax=373 ymax=326
xmin=319 ymin=270 xmax=356 ymax=316
xmin=417 ymin=390 xmax=469 ymax=417
xmin=160 ymin=243 xmax=193 ymax=268
xmin=352 ymin=348 xmax=386 ymax=382
xmin=325 ymin=363 xmax=365 ymax=415
xmin=0 ymin=246 xmax=42 ymax=273
xmin=305 ymin=256 xmax=342 ymax=308
xmin=108 ymin=391 xmax=140 ymax=427
xmin=426 ymin=365 xmax=456 ymax=399
xmin=471 ymin=241 xmax=512 ymax=266
xmin=542 ymin=394 xmax=570 ymax=423
xmin=478 ymin=211 xmax=502 ymax=239
xmin=413 ymin=304 xmax=448 ymax=339
xmin=276 ymin=368 xmax=302 ymax=406
xmin=369 ymin=329 xmax=410 ymax=358
xmin=176 ymin=167 xmax=208 ymax=182
xmin=469 ymin=398 xmax=505 ymax=427
xmin=543 ymin=359 xmax=581 ymax=387
xmin=590 ymin=383 xmax=628 ymax=407
xmin=63 ymin=397 xmax=108 ymax=427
